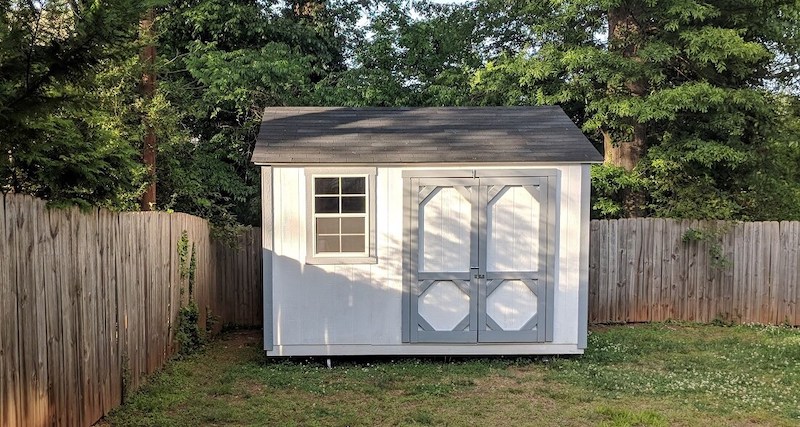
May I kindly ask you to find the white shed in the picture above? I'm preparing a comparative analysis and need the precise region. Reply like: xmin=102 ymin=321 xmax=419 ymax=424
xmin=252 ymin=107 xmax=603 ymax=357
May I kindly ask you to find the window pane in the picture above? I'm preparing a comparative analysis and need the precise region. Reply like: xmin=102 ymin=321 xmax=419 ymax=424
xmin=316 ymin=218 xmax=339 ymax=235
xmin=341 ymin=196 xmax=365 ymax=213
xmin=341 ymin=217 xmax=365 ymax=234
xmin=341 ymin=235 xmax=366 ymax=253
xmin=314 ymin=177 xmax=339 ymax=195
xmin=341 ymin=177 xmax=365 ymax=194
xmin=316 ymin=236 xmax=340 ymax=253
xmin=315 ymin=196 xmax=339 ymax=213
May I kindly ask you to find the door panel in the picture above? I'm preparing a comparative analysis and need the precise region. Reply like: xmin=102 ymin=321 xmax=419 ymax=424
xmin=485 ymin=279 xmax=538 ymax=330
xmin=418 ymin=280 xmax=471 ymax=331
xmin=409 ymin=178 xmax=478 ymax=343
xmin=486 ymin=185 xmax=540 ymax=272
xmin=418 ymin=186 xmax=472 ymax=273
xmin=478 ymin=177 xmax=548 ymax=343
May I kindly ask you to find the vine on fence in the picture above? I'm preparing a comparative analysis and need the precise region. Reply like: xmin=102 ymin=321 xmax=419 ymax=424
xmin=176 ymin=231 xmax=205 ymax=356
xmin=681 ymin=224 xmax=733 ymax=270
xmin=121 ymin=352 xmax=131 ymax=402
xmin=177 ymin=230 xmax=190 ymax=285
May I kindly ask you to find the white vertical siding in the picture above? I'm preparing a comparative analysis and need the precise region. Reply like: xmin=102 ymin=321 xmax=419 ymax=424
xmin=552 ymin=165 xmax=582 ymax=344
xmin=272 ymin=168 xmax=403 ymax=345
xmin=271 ymin=165 xmax=584 ymax=351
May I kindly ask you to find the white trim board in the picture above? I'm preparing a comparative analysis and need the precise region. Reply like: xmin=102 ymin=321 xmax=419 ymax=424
xmin=267 ymin=344 xmax=584 ymax=357
xmin=261 ymin=166 xmax=274 ymax=351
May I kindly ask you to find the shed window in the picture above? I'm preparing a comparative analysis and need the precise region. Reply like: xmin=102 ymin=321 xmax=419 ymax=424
xmin=306 ymin=168 xmax=377 ymax=264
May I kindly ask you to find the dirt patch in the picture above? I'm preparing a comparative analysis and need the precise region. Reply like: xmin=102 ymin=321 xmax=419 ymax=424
xmin=220 ymin=329 xmax=262 ymax=348
xmin=209 ymin=329 xmax=263 ymax=363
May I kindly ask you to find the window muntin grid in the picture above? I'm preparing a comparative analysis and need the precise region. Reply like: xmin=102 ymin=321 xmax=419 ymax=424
xmin=312 ymin=176 xmax=368 ymax=255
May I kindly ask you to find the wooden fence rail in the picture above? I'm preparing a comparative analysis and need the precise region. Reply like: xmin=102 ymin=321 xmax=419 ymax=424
xmin=0 ymin=193 xmax=262 ymax=427
xmin=588 ymin=218 xmax=800 ymax=326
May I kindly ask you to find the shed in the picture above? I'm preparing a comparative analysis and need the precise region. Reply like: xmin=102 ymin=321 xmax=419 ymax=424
xmin=252 ymin=106 xmax=603 ymax=356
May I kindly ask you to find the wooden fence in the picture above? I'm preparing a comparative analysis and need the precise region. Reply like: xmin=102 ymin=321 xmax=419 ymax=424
xmin=213 ymin=231 xmax=263 ymax=327
xmin=589 ymin=218 xmax=800 ymax=326
xmin=3 ymin=193 xmax=798 ymax=426
xmin=0 ymin=193 xmax=262 ymax=427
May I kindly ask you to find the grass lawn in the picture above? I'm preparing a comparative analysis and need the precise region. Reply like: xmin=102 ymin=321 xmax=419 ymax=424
xmin=100 ymin=323 xmax=800 ymax=426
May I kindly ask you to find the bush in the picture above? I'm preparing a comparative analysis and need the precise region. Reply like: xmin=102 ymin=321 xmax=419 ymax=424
xmin=176 ymin=302 xmax=205 ymax=356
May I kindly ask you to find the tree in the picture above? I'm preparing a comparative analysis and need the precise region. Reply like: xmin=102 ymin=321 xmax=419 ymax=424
xmin=153 ymin=0 xmax=362 ymax=226
xmin=312 ymin=0 xmax=484 ymax=106
xmin=0 ymin=0 xmax=148 ymax=208
xmin=140 ymin=8 xmax=158 ymax=210
xmin=3 ymin=0 xmax=797 ymax=224
xmin=472 ymin=0 xmax=800 ymax=219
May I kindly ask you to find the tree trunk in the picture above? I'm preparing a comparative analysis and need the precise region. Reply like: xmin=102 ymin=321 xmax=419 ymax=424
xmin=606 ymin=5 xmax=647 ymax=172
xmin=606 ymin=5 xmax=647 ymax=215
xmin=140 ymin=9 xmax=156 ymax=211
xmin=603 ymin=122 xmax=646 ymax=171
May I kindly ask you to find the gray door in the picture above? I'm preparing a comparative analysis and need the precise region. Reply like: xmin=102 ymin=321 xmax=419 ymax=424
xmin=404 ymin=173 xmax=555 ymax=344
xmin=407 ymin=177 xmax=479 ymax=343
xmin=477 ymin=177 xmax=552 ymax=343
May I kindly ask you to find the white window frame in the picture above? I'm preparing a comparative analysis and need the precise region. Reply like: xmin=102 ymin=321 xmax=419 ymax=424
xmin=305 ymin=167 xmax=377 ymax=264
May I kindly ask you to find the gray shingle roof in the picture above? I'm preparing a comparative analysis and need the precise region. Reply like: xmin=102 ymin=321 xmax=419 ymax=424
xmin=251 ymin=106 xmax=603 ymax=165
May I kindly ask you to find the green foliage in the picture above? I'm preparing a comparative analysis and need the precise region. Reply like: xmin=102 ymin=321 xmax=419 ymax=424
xmin=742 ymin=95 xmax=800 ymax=220
xmin=681 ymin=225 xmax=732 ymax=269
xmin=205 ymin=307 xmax=219 ymax=335
xmin=0 ymin=0 xmax=148 ymax=209
xmin=2 ymin=0 xmax=799 ymax=224
xmin=188 ymin=244 xmax=197 ymax=296
xmin=152 ymin=0 xmax=364 ymax=226
xmin=176 ymin=302 xmax=205 ymax=356
xmin=501 ymin=0 xmax=800 ymax=220
xmin=317 ymin=0 xmax=800 ymax=220
xmin=591 ymin=164 xmax=646 ymax=218
xmin=1 ymin=0 xmax=361 ymax=226
xmin=177 ymin=230 xmax=190 ymax=279
xmin=121 ymin=351 xmax=132 ymax=402
xmin=175 ymin=229 xmax=204 ymax=355
xmin=312 ymin=1 xmax=484 ymax=107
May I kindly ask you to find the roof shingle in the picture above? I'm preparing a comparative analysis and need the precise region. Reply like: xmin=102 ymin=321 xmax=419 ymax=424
xmin=251 ymin=106 xmax=603 ymax=164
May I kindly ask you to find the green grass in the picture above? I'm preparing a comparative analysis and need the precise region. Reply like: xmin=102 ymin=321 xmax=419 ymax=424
xmin=100 ymin=323 xmax=800 ymax=426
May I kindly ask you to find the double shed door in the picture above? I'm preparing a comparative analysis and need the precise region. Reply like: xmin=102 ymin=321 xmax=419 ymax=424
xmin=404 ymin=171 xmax=556 ymax=344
